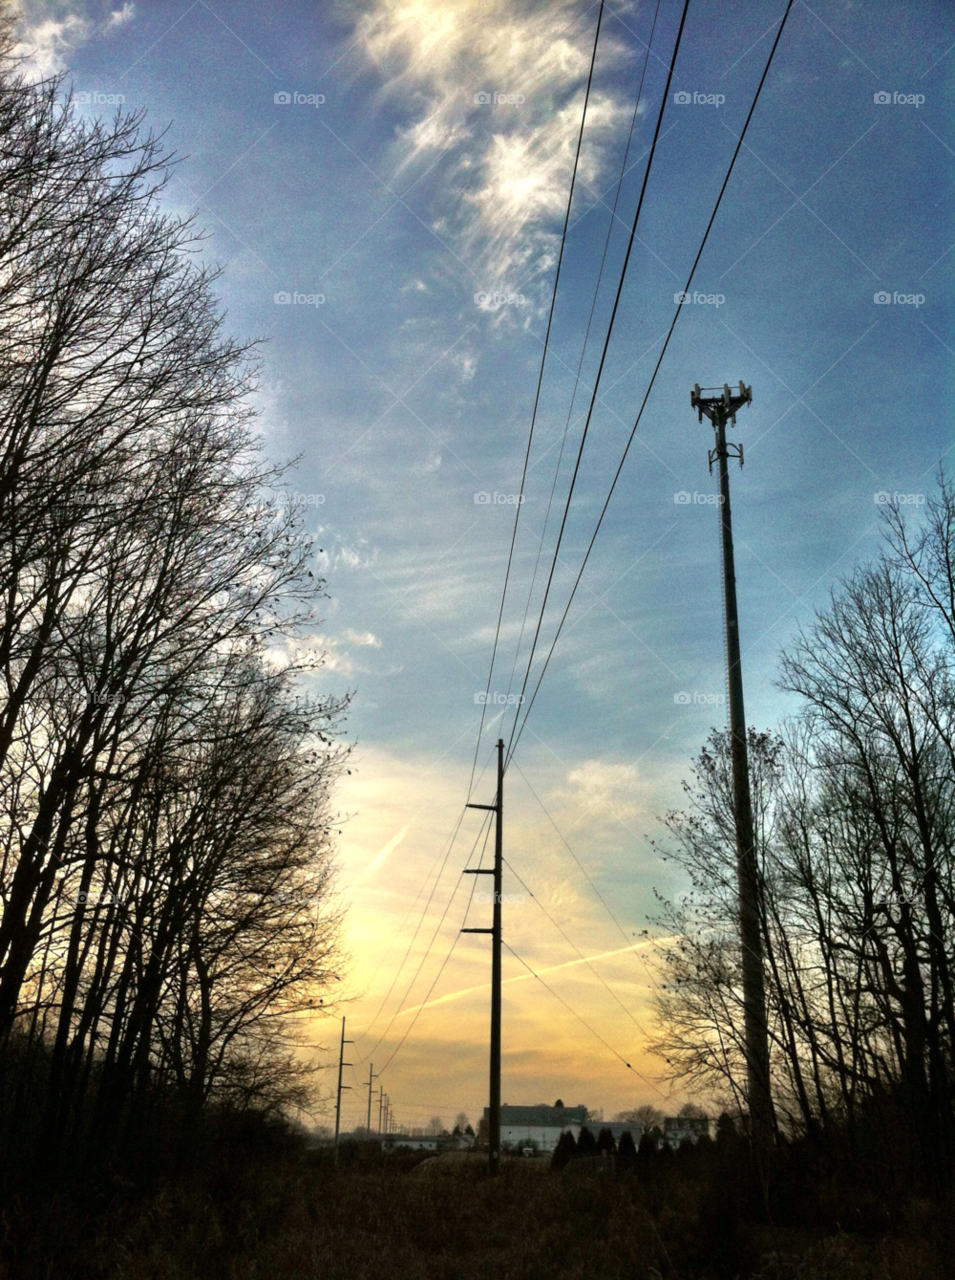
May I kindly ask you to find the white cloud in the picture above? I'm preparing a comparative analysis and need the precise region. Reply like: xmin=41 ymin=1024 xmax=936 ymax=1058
xmin=13 ymin=3 xmax=136 ymax=80
xmin=343 ymin=628 xmax=382 ymax=648
xmin=354 ymin=0 xmax=631 ymax=286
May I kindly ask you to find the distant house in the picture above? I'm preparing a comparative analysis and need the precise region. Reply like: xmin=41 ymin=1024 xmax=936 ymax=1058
xmin=602 ymin=1121 xmax=644 ymax=1147
xmin=484 ymin=1102 xmax=589 ymax=1153
xmin=663 ymin=1115 xmax=710 ymax=1148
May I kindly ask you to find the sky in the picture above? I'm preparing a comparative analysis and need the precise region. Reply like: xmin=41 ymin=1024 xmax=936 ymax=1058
xmin=15 ymin=0 xmax=954 ymax=1133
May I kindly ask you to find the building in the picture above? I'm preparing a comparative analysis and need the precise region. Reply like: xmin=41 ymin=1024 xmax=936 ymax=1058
xmin=603 ymin=1121 xmax=643 ymax=1147
xmin=663 ymin=1115 xmax=710 ymax=1149
xmin=485 ymin=1102 xmax=589 ymax=1153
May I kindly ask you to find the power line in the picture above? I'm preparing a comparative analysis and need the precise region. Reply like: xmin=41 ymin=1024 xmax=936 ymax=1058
xmin=356 ymin=807 xmax=494 ymax=1063
xmin=502 ymin=0 xmax=694 ymax=767
xmin=469 ymin=0 xmax=607 ymax=796
xmin=511 ymin=757 xmax=636 ymax=951
xmin=507 ymin=0 xmax=797 ymax=763
xmin=353 ymin=804 xmax=470 ymax=1047
xmin=503 ymin=855 xmax=652 ymax=1037
xmin=502 ymin=941 xmax=669 ymax=1098
xmin=501 ymin=0 xmax=664 ymax=713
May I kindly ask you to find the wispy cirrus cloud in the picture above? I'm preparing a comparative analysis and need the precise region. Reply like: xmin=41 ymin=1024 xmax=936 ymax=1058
xmin=13 ymin=1 xmax=135 ymax=80
xmin=353 ymin=0 xmax=633 ymax=287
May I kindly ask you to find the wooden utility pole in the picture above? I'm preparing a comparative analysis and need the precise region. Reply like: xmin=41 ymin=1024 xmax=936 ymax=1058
xmin=462 ymin=737 xmax=504 ymax=1174
xmin=690 ymin=382 xmax=774 ymax=1163
xmin=333 ymin=1017 xmax=352 ymax=1166
xmin=365 ymin=1063 xmax=379 ymax=1134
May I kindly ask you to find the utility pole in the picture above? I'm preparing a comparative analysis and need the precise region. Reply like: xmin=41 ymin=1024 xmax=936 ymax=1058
xmin=365 ymin=1064 xmax=379 ymax=1135
xmin=462 ymin=737 xmax=504 ymax=1175
xmin=690 ymin=381 xmax=773 ymax=1164
xmin=333 ymin=1017 xmax=353 ymax=1167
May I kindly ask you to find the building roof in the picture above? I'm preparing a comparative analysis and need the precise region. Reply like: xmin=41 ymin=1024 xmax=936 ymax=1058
xmin=487 ymin=1104 xmax=589 ymax=1126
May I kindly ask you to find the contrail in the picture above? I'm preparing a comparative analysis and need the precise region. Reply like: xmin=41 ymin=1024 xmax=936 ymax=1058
xmin=395 ymin=939 xmax=656 ymax=1018
xmin=356 ymin=825 xmax=409 ymax=883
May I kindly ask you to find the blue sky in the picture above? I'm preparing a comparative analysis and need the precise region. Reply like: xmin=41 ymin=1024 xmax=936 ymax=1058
xmin=19 ymin=0 xmax=953 ymax=1131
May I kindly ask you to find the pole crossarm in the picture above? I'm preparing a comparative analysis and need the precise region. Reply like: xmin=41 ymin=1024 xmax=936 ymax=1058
xmin=462 ymin=740 xmax=505 ymax=1174
xmin=333 ymin=1017 xmax=354 ymax=1165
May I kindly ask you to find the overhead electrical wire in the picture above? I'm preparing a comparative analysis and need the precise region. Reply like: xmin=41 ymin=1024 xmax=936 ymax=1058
xmin=501 ymin=0 xmax=664 ymax=712
xmin=502 ymin=941 xmax=668 ymax=1094
xmin=365 ymin=0 xmax=798 ymax=1096
xmin=376 ymin=814 xmax=497 ymax=1075
xmin=507 ymin=0 xmax=797 ymax=764
xmin=364 ymin=4 xmax=612 ymax=1075
xmin=501 ymin=0 xmax=694 ymax=767
xmin=359 ymin=3 xmax=609 ymax=1063
xmin=468 ymin=0 xmax=607 ymax=797
xmin=355 ymin=805 xmax=494 ymax=1064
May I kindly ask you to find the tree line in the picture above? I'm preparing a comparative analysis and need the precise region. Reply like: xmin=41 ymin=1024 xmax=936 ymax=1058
xmin=0 ymin=32 xmax=347 ymax=1178
xmin=652 ymin=476 xmax=955 ymax=1188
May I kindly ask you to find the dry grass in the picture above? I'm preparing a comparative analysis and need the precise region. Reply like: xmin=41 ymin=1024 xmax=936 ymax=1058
xmin=0 ymin=1150 xmax=947 ymax=1280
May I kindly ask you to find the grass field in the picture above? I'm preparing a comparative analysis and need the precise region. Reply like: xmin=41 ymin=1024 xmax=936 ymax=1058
xmin=1 ymin=1142 xmax=949 ymax=1279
